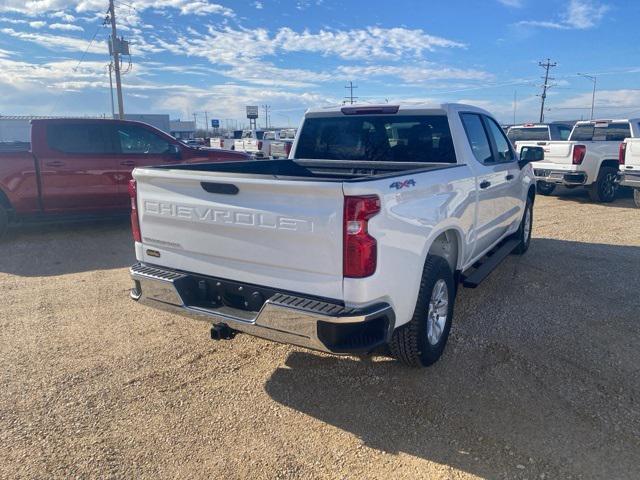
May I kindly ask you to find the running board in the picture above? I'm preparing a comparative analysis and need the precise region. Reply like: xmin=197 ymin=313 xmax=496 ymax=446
xmin=461 ymin=238 xmax=520 ymax=289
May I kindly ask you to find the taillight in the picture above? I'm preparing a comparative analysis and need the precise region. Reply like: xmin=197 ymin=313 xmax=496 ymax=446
xmin=572 ymin=145 xmax=586 ymax=165
xmin=285 ymin=142 xmax=292 ymax=156
xmin=619 ymin=142 xmax=627 ymax=165
xmin=128 ymin=179 xmax=141 ymax=242
xmin=343 ymin=195 xmax=380 ymax=278
xmin=258 ymin=141 xmax=263 ymax=150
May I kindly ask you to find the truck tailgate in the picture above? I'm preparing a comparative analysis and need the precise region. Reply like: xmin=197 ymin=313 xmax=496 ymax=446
xmin=133 ymin=168 xmax=345 ymax=300
xmin=518 ymin=141 xmax=575 ymax=165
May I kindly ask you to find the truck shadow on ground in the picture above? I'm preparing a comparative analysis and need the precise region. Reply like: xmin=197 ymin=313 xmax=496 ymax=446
xmin=264 ymin=238 xmax=640 ymax=479
xmin=0 ymin=218 xmax=134 ymax=276
xmin=547 ymin=185 xmax=636 ymax=207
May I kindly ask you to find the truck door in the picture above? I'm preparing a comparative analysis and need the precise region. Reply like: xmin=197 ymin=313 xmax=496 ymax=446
xmin=36 ymin=121 xmax=123 ymax=212
xmin=482 ymin=116 xmax=522 ymax=232
xmin=460 ymin=113 xmax=513 ymax=256
xmin=111 ymin=123 xmax=178 ymax=205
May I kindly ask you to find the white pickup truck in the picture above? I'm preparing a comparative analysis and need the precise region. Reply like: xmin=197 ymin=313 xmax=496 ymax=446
xmin=517 ymin=119 xmax=640 ymax=202
xmin=127 ymin=103 xmax=543 ymax=367
xmin=619 ymin=138 xmax=640 ymax=207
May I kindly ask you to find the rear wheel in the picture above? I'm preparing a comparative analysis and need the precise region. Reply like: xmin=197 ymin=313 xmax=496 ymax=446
xmin=536 ymin=181 xmax=556 ymax=196
xmin=390 ymin=255 xmax=455 ymax=367
xmin=634 ymin=189 xmax=640 ymax=208
xmin=587 ymin=166 xmax=618 ymax=203
xmin=0 ymin=205 xmax=8 ymax=238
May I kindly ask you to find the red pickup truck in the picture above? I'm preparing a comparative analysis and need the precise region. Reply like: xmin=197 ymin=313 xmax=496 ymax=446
xmin=0 ymin=118 xmax=248 ymax=234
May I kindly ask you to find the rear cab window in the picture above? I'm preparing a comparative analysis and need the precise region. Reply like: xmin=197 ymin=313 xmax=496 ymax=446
xmin=296 ymin=114 xmax=456 ymax=163
xmin=507 ymin=127 xmax=550 ymax=142
xmin=570 ymin=122 xmax=631 ymax=142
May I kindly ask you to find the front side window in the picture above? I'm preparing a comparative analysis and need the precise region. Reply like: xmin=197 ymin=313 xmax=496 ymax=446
xmin=296 ymin=115 xmax=456 ymax=163
xmin=460 ymin=113 xmax=492 ymax=164
xmin=485 ymin=117 xmax=515 ymax=163
xmin=116 ymin=125 xmax=170 ymax=154
xmin=47 ymin=123 xmax=115 ymax=154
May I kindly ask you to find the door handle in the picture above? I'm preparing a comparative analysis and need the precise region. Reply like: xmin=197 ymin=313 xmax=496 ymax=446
xmin=45 ymin=161 xmax=64 ymax=167
xmin=120 ymin=161 xmax=136 ymax=166
xmin=506 ymin=174 xmax=515 ymax=181
xmin=480 ymin=180 xmax=491 ymax=189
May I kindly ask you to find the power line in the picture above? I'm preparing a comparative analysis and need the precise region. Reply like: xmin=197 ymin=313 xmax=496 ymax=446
xmin=538 ymin=58 xmax=557 ymax=122
xmin=73 ymin=13 xmax=109 ymax=72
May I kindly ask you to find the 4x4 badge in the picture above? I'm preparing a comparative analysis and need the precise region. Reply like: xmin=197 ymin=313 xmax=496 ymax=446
xmin=390 ymin=179 xmax=416 ymax=190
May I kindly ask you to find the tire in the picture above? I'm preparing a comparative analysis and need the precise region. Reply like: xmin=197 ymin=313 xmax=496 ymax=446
xmin=512 ymin=196 xmax=533 ymax=255
xmin=536 ymin=181 xmax=556 ymax=196
xmin=587 ymin=166 xmax=618 ymax=203
xmin=0 ymin=205 xmax=8 ymax=238
xmin=390 ymin=255 xmax=455 ymax=367
xmin=634 ymin=189 xmax=640 ymax=208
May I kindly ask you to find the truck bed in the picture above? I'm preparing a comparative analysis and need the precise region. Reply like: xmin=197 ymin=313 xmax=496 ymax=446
xmin=152 ymin=159 xmax=457 ymax=182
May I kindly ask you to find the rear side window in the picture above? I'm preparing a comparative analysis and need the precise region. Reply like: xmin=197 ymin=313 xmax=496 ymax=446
xmin=47 ymin=123 xmax=116 ymax=154
xmin=557 ymin=125 xmax=571 ymax=140
xmin=115 ymin=125 xmax=170 ymax=154
xmin=296 ymin=115 xmax=456 ymax=163
xmin=570 ymin=122 xmax=631 ymax=141
xmin=460 ymin=113 xmax=492 ymax=163
xmin=507 ymin=127 xmax=549 ymax=142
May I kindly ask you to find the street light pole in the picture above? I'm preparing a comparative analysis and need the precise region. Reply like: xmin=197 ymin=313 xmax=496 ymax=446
xmin=578 ymin=73 xmax=597 ymax=120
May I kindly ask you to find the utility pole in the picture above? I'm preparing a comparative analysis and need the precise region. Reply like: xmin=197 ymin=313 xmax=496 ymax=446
xmin=108 ymin=63 xmax=115 ymax=118
xmin=578 ymin=73 xmax=597 ymax=120
xmin=538 ymin=58 xmax=557 ymax=123
xmin=204 ymin=111 xmax=209 ymax=138
xmin=513 ymin=90 xmax=517 ymax=125
xmin=344 ymin=81 xmax=358 ymax=105
xmin=192 ymin=113 xmax=198 ymax=133
xmin=261 ymin=105 xmax=270 ymax=129
xmin=108 ymin=0 xmax=124 ymax=119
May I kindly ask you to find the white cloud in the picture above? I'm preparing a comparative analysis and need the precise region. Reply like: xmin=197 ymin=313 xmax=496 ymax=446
xmin=336 ymin=64 xmax=493 ymax=84
xmin=1 ymin=27 xmax=103 ymax=53
xmin=497 ymin=0 xmax=524 ymax=7
xmin=0 ymin=0 xmax=234 ymax=17
xmin=29 ymin=20 xmax=46 ymax=28
xmin=517 ymin=0 xmax=609 ymax=30
xmin=254 ymin=1 xmax=264 ymax=9
xmin=49 ymin=22 xmax=83 ymax=31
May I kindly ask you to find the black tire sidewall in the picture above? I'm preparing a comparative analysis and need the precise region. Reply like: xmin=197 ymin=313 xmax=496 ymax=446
xmin=595 ymin=167 xmax=618 ymax=203
xmin=415 ymin=257 xmax=455 ymax=366
xmin=513 ymin=198 xmax=533 ymax=254
xmin=634 ymin=189 xmax=640 ymax=208
xmin=0 ymin=206 xmax=8 ymax=238
xmin=536 ymin=181 xmax=555 ymax=196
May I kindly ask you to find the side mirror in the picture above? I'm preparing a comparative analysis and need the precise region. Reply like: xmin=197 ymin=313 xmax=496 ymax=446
xmin=519 ymin=146 xmax=544 ymax=168
xmin=168 ymin=144 xmax=182 ymax=160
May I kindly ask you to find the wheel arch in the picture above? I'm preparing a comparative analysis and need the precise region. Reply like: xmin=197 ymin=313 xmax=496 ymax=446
xmin=424 ymin=226 xmax=464 ymax=274
xmin=600 ymin=159 xmax=620 ymax=170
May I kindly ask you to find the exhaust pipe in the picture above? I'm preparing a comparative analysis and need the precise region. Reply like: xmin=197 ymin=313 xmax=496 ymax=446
xmin=210 ymin=323 xmax=236 ymax=341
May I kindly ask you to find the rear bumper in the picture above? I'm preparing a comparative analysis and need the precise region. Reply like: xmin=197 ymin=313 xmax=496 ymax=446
xmin=534 ymin=168 xmax=588 ymax=186
xmin=618 ymin=171 xmax=640 ymax=188
xmin=130 ymin=263 xmax=394 ymax=354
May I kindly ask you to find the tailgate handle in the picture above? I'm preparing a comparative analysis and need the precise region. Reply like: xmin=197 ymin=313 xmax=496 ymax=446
xmin=201 ymin=182 xmax=239 ymax=195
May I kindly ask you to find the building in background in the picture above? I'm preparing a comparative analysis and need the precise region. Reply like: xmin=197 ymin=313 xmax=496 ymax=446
xmin=122 ymin=114 xmax=171 ymax=133
xmin=169 ymin=120 xmax=196 ymax=140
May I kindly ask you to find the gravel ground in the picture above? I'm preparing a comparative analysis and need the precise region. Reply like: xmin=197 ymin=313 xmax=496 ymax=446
xmin=1 ymin=188 xmax=639 ymax=479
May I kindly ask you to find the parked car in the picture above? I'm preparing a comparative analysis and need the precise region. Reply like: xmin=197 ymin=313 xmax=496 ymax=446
xmin=618 ymin=138 xmax=640 ymax=207
xmin=517 ymin=118 xmax=640 ymax=202
xmin=127 ymin=103 xmax=543 ymax=367
xmin=233 ymin=130 xmax=267 ymax=158
xmin=0 ymin=118 xmax=248 ymax=235
xmin=507 ymin=122 xmax=573 ymax=143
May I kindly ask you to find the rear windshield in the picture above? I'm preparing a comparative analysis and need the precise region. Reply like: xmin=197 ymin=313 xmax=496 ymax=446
xmin=295 ymin=115 xmax=456 ymax=163
xmin=507 ymin=127 xmax=549 ymax=142
xmin=570 ymin=122 xmax=631 ymax=141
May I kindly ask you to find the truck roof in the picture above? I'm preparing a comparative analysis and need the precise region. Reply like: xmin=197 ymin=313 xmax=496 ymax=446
xmin=574 ymin=118 xmax=640 ymax=125
xmin=304 ymin=102 xmax=491 ymax=117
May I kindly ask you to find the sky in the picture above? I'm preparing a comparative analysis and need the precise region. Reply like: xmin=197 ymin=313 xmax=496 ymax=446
xmin=0 ymin=0 xmax=639 ymax=129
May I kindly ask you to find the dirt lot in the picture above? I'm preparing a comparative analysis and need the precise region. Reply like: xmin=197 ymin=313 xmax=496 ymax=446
xmin=1 ymin=188 xmax=639 ymax=479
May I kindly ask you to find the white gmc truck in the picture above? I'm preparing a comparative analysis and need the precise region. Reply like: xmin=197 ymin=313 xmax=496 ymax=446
xmin=127 ymin=104 xmax=543 ymax=367
xmin=518 ymin=119 xmax=640 ymax=202
xmin=619 ymin=138 xmax=640 ymax=207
